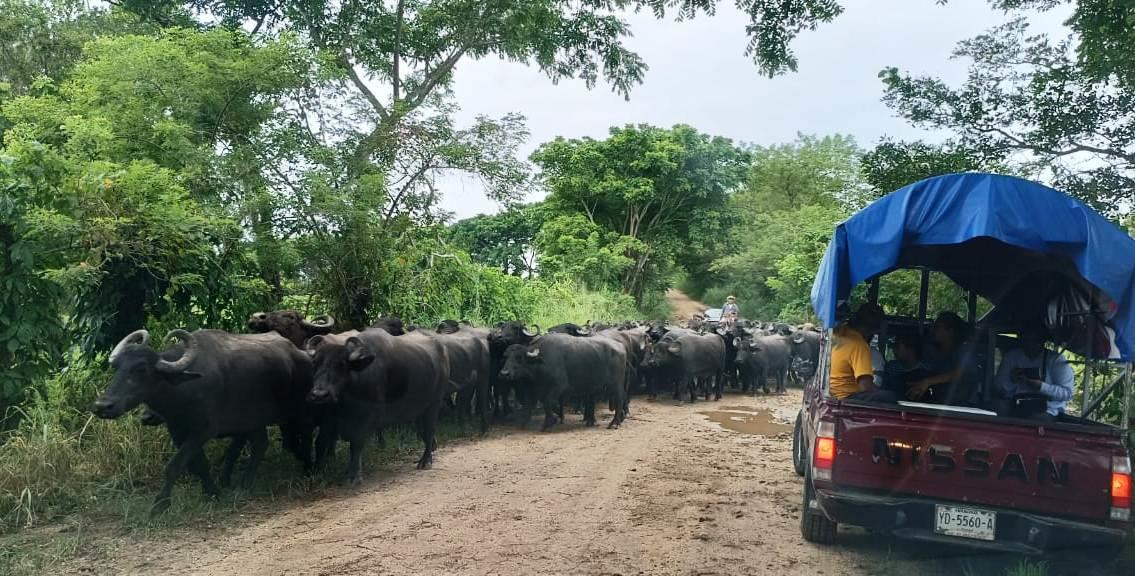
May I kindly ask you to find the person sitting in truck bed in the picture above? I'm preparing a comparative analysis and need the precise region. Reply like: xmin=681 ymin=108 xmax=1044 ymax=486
xmin=994 ymin=325 xmax=1075 ymax=421
xmin=881 ymin=332 xmax=928 ymax=399
xmin=830 ymin=303 xmax=896 ymax=403
xmin=906 ymin=312 xmax=979 ymax=404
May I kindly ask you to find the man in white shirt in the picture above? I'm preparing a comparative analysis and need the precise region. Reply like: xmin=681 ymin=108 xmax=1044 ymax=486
xmin=995 ymin=326 xmax=1075 ymax=420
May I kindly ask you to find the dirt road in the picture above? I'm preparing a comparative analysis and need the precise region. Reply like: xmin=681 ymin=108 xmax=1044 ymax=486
xmin=69 ymin=394 xmax=854 ymax=576
xmin=665 ymin=289 xmax=708 ymax=322
xmin=64 ymin=393 xmax=1124 ymax=576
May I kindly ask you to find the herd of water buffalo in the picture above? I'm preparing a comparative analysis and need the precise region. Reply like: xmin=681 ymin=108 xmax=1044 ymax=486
xmin=89 ymin=311 xmax=821 ymax=515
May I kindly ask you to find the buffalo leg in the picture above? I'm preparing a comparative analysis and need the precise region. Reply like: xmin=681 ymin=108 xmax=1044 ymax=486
xmin=242 ymin=427 xmax=269 ymax=489
xmin=416 ymin=413 xmax=436 ymax=470
xmin=477 ymin=375 xmax=490 ymax=435
xmin=314 ymin=421 xmax=337 ymax=471
xmin=345 ymin=439 xmax=365 ymax=486
xmin=188 ymin=451 xmax=219 ymax=498
xmin=220 ymin=435 xmax=247 ymax=488
xmin=715 ymin=371 xmax=724 ymax=401
xmin=583 ymin=397 xmax=596 ymax=427
xmin=153 ymin=435 xmax=209 ymax=516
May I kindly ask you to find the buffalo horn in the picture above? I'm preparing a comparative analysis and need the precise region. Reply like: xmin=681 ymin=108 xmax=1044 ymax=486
xmin=155 ymin=330 xmax=197 ymax=373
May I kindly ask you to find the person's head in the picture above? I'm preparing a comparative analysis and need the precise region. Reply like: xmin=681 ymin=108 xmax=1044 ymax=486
xmin=850 ymin=302 xmax=884 ymax=338
xmin=1018 ymin=324 xmax=1048 ymax=358
xmin=726 ymin=295 xmax=736 ymax=304
xmin=893 ymin=333 xmax=922 ymax=364
xmin=931 ymin=312 xmax=967 ymax=350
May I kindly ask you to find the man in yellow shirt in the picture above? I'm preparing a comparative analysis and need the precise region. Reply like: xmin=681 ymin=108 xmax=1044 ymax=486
xmin=829 ymin=303 xmax=894 ymax=402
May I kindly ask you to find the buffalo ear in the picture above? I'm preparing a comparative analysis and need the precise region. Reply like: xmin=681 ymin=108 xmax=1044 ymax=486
xmin=346 ymin=337 xmax=375 ymax=370
xmin=732 ymin=337 xmax=741 ymax=348
xmin=667 ymin=342 xmax=682 ymax=355
xmin=168 ymin=370 xmax=202 ymax=384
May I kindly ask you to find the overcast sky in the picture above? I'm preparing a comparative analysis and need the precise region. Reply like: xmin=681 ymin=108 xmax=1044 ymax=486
xmin=438 ymin=0 xmax=1072 ymax=220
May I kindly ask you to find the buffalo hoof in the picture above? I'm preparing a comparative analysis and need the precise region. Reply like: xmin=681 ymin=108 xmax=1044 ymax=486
xmin=346 ymin=475 xmax=363 ymax=487
xmin=607 ymin=421 xmax=621 ymax=430
xmin=416 ymin=458 xmax=433 ymax=470
xmin=150 ymin=497 xmax=172 ymax=517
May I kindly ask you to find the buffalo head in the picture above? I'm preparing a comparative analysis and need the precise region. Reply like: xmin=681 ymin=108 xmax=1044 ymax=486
xmin=247 ymin=310 xmax=335 ymax=348
xmin=92 ymin=329 xmax=199 ymax=419
xmin=307 ymin=333 xmax=373 ymax=404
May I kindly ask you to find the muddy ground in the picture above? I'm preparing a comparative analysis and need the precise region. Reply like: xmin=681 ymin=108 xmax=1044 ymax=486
xmin=54 ymin=392 xmax=1126 ymax=576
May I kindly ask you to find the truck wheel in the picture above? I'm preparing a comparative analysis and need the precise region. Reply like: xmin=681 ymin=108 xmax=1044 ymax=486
xmin=800 ymin=474 xmax=837 ymax=545
xmin=792 ymin=412 xmax=806 ymax=477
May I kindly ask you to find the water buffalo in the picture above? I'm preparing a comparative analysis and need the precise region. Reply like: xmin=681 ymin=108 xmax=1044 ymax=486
xmin=788 ymin=329 xmax=822 ymax=385
xmin=370 ymin=315 xmax=407 ymax=335
xmin=92 ymin=329 xmax=312 ymax=515
xmin=247 ymin=310 xmax=335 ymax=347
xmin=597 ymin=327 xmax=649 ymax=413
xmin=307 ymin=329 xmax=449 ymax=484
xmin=498 ymin=333 xmax=627 ymax=431
xmin=488 ymin=322 xmax=540 ymax=419
xmin=642 ymin=331 xmax=725 ymax=402
xmin=547 ymin=322 xmax=591 ymax=336
xmin=735 ymin=334 xmax=792 ymax=394
xmin=433 ymin=323 xmax=491 ymax=434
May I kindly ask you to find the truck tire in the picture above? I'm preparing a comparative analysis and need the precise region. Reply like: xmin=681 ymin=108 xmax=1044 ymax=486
xmin=800 ymin=474 xmax=837 ymax=545
xmin=792 ymin=412 xmax=806 ymax=477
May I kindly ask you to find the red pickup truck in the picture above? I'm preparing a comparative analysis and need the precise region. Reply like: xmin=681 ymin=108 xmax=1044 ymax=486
xmin=795 ymin=174 xmax=1133 ymax=554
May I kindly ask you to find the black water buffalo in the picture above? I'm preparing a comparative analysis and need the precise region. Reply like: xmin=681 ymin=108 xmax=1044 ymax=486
xmin=713 ymin=325 xmax=744 ymax=390
xmin=370 ymin=315 xmax=407 ymax=335
xmin=642 ymin=331 xmax=725 ymax=402
xmin=247 ymin=310 xmax=335 ymax=347
xmin=245 ymin=309 xmax=343 ymax=468
xmin=307 ymin=329 xmax=449 ymax=484
xmin=547 ymin=322 xmax=591 ymax=336
xmin=788 ymin=329 xmax=822 ymax=385
xmin=735 ymin=334 xmax=792 ymax=394
xmin=488 ymin=322 xmax=540 ymax=418
xmin=597 ymin=327 xmax=649 ymax=413
xmin=433 ymin=323 xmax=491 ymax=434
xmin=92 ymin=329 xmax=312 ymax=514
xmin=498 ymin=333 xmax=627 ymax=430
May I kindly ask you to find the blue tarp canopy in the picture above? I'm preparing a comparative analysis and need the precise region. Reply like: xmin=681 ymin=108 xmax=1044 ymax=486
xmin=811 ymin=173 xmax=1135 ymax=360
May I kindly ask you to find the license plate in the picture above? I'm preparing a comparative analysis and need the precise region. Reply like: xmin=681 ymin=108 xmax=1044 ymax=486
xmin=934 ymin=505 xmax=996 ymax=541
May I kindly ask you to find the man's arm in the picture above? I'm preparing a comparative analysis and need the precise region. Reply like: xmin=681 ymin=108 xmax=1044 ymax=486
xmin=1039 ymin=356 xmax=1075 ymax=401
xmin=851 ymin=340 xmax=877 ymax=393
xmin=994 ymin=351 xmax=1017 ymax=397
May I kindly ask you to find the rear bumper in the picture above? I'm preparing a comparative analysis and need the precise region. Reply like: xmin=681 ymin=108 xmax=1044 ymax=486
xmin=815 ymin=487 xmax=1127 ymax=554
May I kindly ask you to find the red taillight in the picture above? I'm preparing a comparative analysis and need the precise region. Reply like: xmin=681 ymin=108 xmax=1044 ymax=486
xmin=812 ymin=421 xmax=836 ymax=482
xmin=1113 ymin=473 xmax=1131 ymax=509
xmin=1112 ymin=456 xmax=1131 ymax=522
xmin=815 ymin=438 xmax=835 ymax=468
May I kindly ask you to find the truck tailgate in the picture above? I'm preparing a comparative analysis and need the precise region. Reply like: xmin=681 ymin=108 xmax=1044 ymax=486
xmin=832 ymin=405 xmax=1119 ymax=522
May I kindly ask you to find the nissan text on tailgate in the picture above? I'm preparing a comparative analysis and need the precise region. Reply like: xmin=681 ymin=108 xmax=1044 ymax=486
xmin=793 ymin=173 xmax=1133 ymax=554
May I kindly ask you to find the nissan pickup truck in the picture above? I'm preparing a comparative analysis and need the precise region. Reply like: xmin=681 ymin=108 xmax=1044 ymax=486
xmin=794 ymin=173 xmax=1132 ymax=554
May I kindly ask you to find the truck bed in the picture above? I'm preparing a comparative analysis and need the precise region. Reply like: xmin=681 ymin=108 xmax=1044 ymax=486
xmin=825 ymin=400 xmax=1125 ymax=523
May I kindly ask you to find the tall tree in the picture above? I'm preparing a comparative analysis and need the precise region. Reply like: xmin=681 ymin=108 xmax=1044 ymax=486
xmin=860 ymin=139 xmax=997 ymax=198
xmin=881 ymin=16 xmax=1135 ymax=217
xmin=710 ymin=134 xmax=862 ymax=320
xmin=532 ymin=124 xmax=749 ymax=301
xmin=449 ymin=203 xmax=544 ymax=276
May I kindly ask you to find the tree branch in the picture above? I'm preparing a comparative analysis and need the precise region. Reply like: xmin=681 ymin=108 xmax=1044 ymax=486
xmin=392 ymin=0 xmax=405 ymax=104
xmin=405 ymin=46 xmax=469 ymax=110
xmin=340 ymin=53 xmax=390 ymax=121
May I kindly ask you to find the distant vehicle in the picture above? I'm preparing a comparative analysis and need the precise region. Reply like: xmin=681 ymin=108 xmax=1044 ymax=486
xmin=703 ymin=308 xmax=723 ymax=324
xmin=797 ymin=174 xmax=1132 ymax=554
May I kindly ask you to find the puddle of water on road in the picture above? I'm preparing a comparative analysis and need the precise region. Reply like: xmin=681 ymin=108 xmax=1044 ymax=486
xmin=699 ymin=409 xmax=791 ymax=436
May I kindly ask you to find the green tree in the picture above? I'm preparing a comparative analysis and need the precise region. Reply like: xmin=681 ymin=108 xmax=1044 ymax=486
xmin=860 ymin=139 xmax=997 ymax=199
xmin=532 ymin=124 xmax=749 ymax=301
xmin=709 ymin=134 xmax=862 ymax=320
xmin=1 ymin=27 xmax=305 ymax=349
xmin=881 ymin=17 xmax=1135 ymax=217
xmin=449 ymin=203 xmax=544 ymax=276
